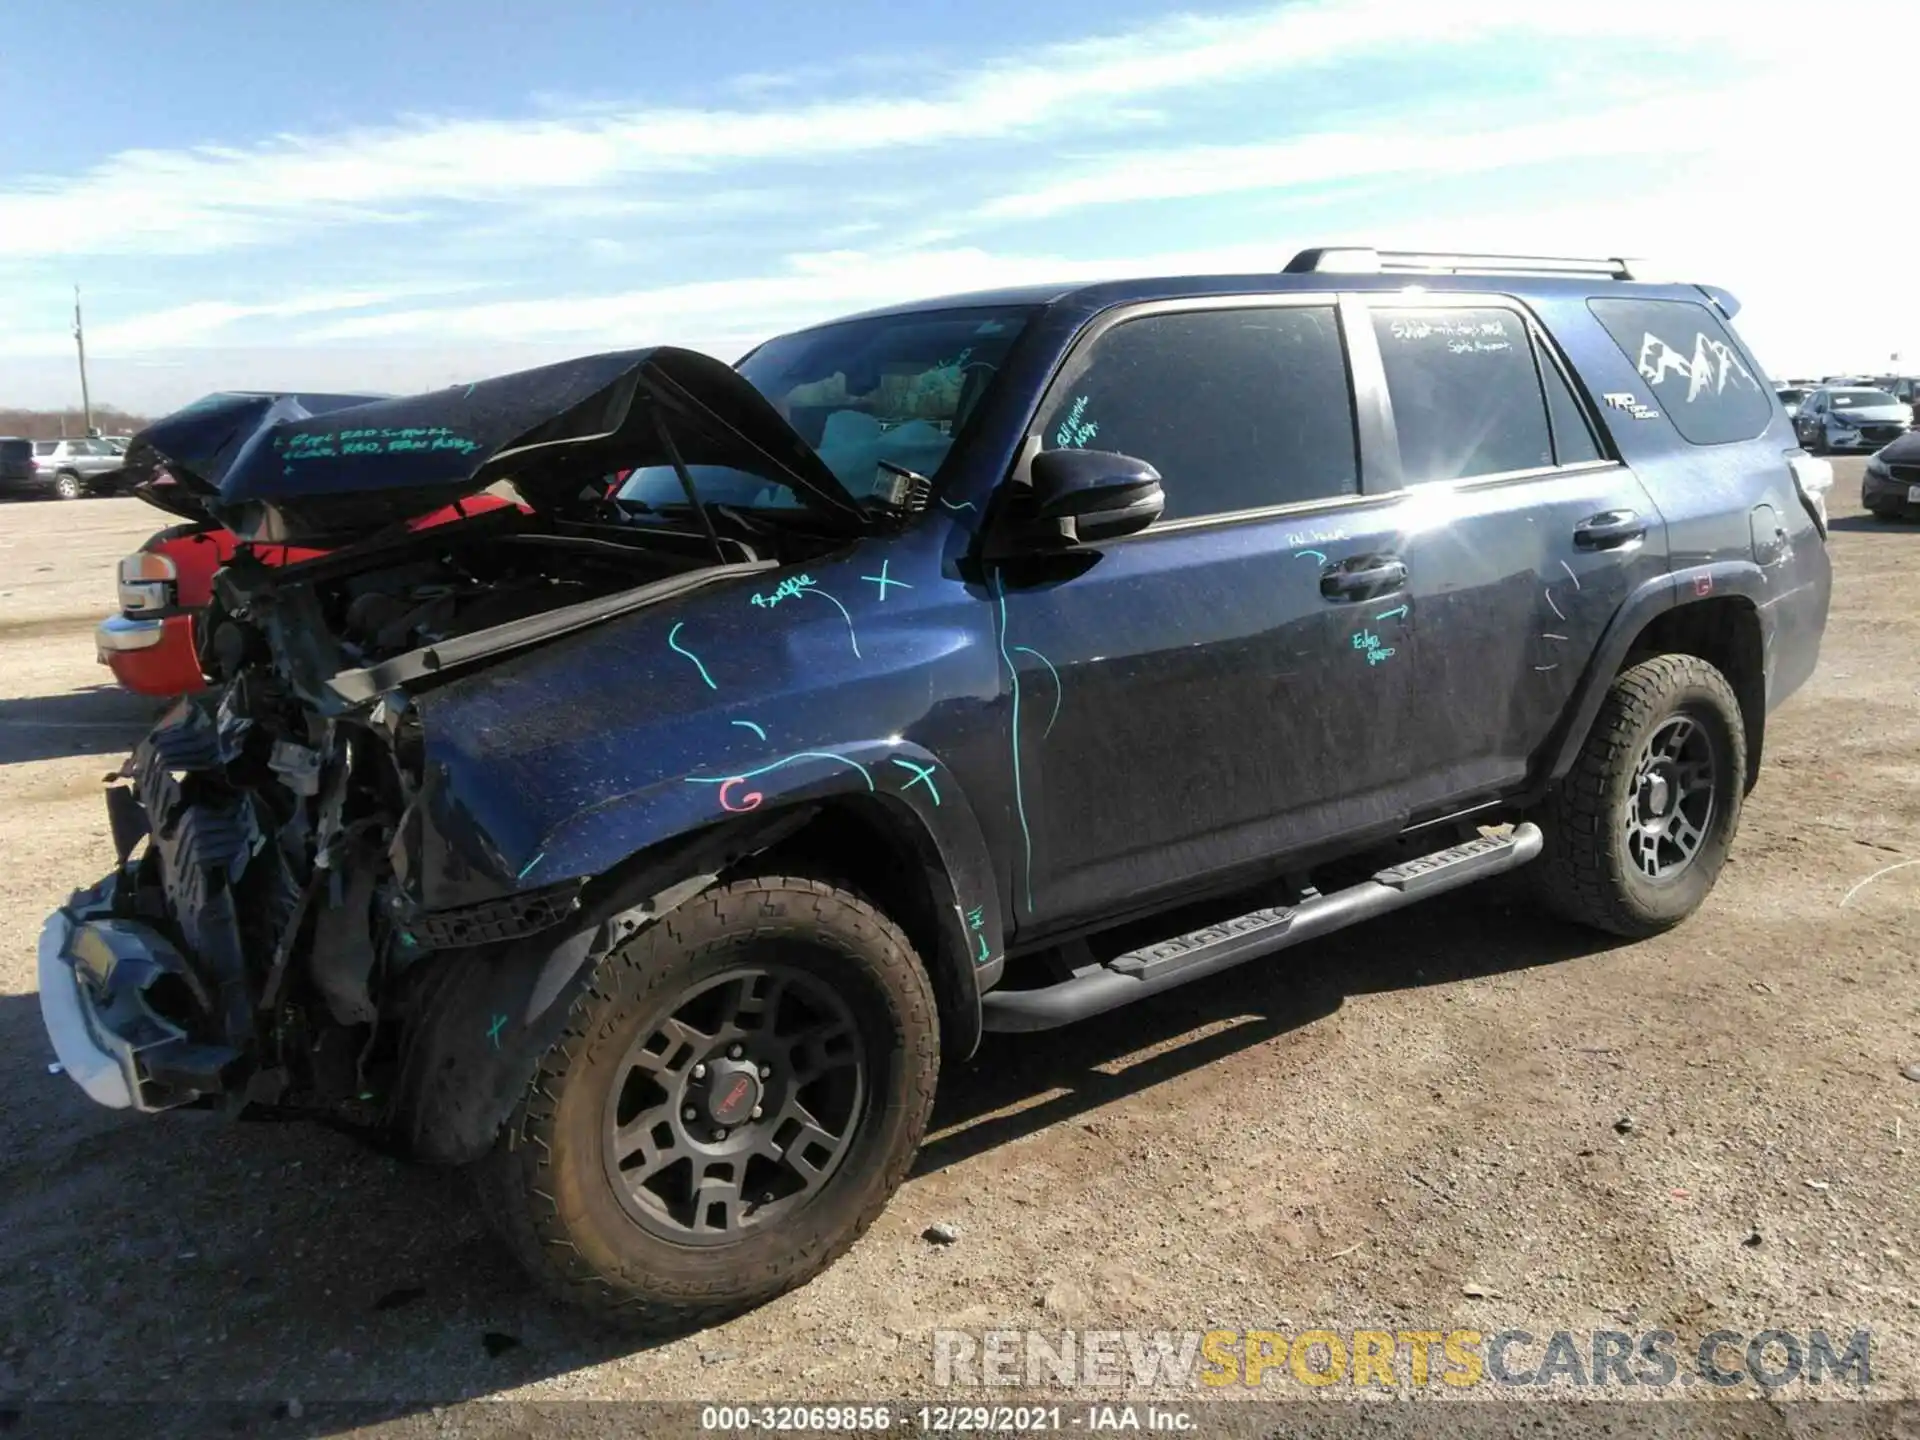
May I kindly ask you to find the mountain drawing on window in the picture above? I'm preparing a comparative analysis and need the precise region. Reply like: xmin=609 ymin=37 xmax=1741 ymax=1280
xmin=1636 ymin=331 xmax=1760 ymax=403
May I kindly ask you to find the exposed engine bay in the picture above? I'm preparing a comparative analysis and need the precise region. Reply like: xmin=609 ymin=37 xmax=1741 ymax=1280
xmin=41 ymin=345 xmax=895 ymax=1146
xmin=78 ymin=504 xmax=796 ymax=1126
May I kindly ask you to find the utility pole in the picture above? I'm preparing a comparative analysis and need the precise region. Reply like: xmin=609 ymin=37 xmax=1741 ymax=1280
xmin=73 ymin=285 xmax=94 ymax=435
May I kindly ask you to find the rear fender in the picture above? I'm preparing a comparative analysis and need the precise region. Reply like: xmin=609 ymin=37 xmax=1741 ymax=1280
xmin=1540 ymin=561 xmax=1774 ymax=786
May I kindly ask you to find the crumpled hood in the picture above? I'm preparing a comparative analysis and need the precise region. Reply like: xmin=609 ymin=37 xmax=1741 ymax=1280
xmin=121 ymin=347 xmax=867 ymax=542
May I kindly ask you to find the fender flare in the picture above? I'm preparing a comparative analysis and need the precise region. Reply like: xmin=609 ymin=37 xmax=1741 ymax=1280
xmin=1541 ymin=561 xmax=1771 ymax=785
xmin=528 ymin=734 xmax=1006 ymax=1012
xmin=397 ymin=740 xmax=1003 ymax=1165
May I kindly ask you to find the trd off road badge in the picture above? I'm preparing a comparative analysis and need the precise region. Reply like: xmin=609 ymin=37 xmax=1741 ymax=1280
xmin=1604 ymin=392 xmax=1661 ymax=420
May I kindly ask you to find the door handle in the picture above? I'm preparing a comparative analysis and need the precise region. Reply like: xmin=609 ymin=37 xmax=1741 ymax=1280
xmin=1573 ymin=510 xmax=1646 ymax=549
xmin=1320 ymin=557 xmax=1407 ymax=600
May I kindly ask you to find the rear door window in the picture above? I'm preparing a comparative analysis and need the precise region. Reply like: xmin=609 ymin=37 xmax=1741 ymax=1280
xmin=1371 ymin=306 xmax=1555 ymax=482
xmin=1036 ymin=305 xmax=1359 ymax=523
xmin=1587 ymin=297 xmax=1773 ymax=445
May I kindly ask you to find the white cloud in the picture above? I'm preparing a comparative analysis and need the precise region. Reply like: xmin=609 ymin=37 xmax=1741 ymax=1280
xmin=292 ymin=238 xmax=1349 ymax=353
xmin=0 ymin=0 xmax=1772 ymax=260
xmin=976 ymin=87 xmax=1752 ymax=222
xmin=0 ymin=284 xmax=486 ymax=360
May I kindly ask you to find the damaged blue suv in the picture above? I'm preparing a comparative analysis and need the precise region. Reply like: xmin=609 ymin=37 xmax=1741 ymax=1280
xmin=39 ymin=247 xmax=1833 ymax=1327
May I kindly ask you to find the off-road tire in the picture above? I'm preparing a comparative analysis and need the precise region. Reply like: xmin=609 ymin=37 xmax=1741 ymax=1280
xmin=54 ymin=471 xmax=83 ymax=500
xmin=475 ymin=874 xmax=939 ymax=1330
xmin=1533 ymin=654 xmax=1747 ymax=939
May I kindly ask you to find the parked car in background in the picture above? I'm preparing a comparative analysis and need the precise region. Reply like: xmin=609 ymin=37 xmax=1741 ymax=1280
xmin=97 ymin=519 xmax=327 ymax=697
xmin=99 ymin=480 xmax=524 ymax=696
xmin=1862 ymin=431 xmax=1920 ymax=520
xmin=101 ymin=435 xmax=133 ymax=455
xmin=0 ymin=437 xmax=37 ymax=494
xmin=1874 ymin=376 xmax=1920 ymax=423
xmin=1775 ymin=385 xmax=1808 ymax=419
xmin=30 ymin=437 xmax=131 ymax=499
xmin=1793 ymin=387 xmax=1912 ymax=453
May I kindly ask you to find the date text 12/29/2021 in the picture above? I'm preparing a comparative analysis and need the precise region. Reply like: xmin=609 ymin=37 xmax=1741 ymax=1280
xmin=699 ymin=1405 xmax=1197 ymax=1432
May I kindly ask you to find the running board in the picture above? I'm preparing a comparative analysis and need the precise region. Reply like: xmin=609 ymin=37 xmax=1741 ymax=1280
xmin=980 ymin=825 xmax=1543 ymax=1033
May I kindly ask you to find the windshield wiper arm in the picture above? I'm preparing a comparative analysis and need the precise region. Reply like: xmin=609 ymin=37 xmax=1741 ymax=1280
xmin=648 ymin=401 xmax=727 ymax=563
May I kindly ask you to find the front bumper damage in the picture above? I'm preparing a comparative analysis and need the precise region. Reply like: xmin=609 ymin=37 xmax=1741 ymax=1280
xmin=34 ymin=695 xmax=338 ymax=1120
xmin=38 ymin=879 xmax=244 ymax=1112
xmin=35 ymin=684 xmax=826 ymax=1158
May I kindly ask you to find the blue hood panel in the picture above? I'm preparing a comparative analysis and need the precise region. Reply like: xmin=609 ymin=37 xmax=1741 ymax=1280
xmin=123 ymin=347 xmax=865 ymax=542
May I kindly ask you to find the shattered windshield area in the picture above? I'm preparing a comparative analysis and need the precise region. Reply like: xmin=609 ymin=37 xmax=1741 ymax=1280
xmin=619 ymin=305 xmax=1034 ymax=514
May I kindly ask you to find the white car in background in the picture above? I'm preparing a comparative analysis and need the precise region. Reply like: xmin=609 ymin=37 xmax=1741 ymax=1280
xmin=29 ymin=438 xmax=129 ymax=500
xmin=1793 ymin=387 xmax=1913 ymax=454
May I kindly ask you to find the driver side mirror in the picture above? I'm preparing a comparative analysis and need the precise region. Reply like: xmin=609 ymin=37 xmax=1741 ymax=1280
xmin=988 ymin=447 xmax=1165 ymax=556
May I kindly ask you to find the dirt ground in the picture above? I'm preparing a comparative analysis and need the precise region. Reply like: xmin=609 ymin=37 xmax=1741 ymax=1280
xmin=1 ymin=471 xmax=1915 ymax=1424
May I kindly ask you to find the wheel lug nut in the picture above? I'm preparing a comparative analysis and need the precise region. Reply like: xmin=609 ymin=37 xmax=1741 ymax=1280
xmin=691 ymin=1063 xmax=707 ymax=1080
xmin=728 ymin=1045 xmax=744 ymax=1060
xmin=758 ymin=1065 xmax=771 ymax=1079
xmin=713 ymin=1128 xmax=728 ymax=1141
xmin=750 ymin=1105 xmax=763 ymax=1120
xmin=682 ymin=1106 xmax=697 ymax=1120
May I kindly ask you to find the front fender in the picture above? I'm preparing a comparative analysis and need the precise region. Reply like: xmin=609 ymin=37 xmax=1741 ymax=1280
xmin=396 ymin=740 xmax=1003 ymax=1162
xmin=544 ymin=732 xmax=1000 ymax=949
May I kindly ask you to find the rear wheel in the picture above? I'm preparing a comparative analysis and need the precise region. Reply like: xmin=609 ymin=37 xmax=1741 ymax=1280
xmin=54 ymin=471 xmax=83 ymax=500
xmin=476 ymin=875 xmax=939 ymax=1329
xmin=1533 ymin=654 xmax=1746 ymax=938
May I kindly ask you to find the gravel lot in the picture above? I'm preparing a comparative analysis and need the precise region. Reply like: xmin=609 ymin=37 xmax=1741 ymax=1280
xmin=1 ymin=468 xmax=1915 ymax=1423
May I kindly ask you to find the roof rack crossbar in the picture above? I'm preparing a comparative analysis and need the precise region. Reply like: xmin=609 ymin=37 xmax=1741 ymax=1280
xmin=1284 ymin=246 xmax=1642 ymax=281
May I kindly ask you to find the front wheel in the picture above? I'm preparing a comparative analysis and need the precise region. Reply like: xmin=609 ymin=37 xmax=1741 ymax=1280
xmin=1533 ymin=654 xmax=1747 ymax=938
xmin=476 ymin=874 xmax=939 ymax=1329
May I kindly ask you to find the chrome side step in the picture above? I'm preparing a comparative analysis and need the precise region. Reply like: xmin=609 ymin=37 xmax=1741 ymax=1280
xmin=980 ymin=825 xmax=1543 ymax=1033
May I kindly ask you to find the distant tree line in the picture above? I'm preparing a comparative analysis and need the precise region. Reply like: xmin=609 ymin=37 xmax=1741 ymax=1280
xmin=0 ymin=405 xmax=156 ymax=440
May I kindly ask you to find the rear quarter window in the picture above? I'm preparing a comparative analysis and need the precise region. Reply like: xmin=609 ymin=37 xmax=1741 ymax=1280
xmin=1587 ymin=297 xmax=1773 ymax=445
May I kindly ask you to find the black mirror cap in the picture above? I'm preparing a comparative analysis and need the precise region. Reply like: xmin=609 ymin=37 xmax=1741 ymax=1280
xmin=982 ymin=447 xmax=1165 ymax=559
xmin=1029 ymin=447 xmax=1165 ymax=521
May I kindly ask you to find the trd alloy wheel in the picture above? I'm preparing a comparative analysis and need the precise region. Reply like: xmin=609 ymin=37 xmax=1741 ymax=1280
xmin=1622 ymin=714 xmax=1717 ymax=883
xmin=476 ymin=874 xmax=939 ymax=1329
xmin=1534 ymin=654 xmax=1746 ymax=937
xmin=602 ymin=963 xmax=866 ymax=1244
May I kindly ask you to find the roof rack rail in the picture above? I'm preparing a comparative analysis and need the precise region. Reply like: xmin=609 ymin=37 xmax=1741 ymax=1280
xmin=1284 ymin=246 xmax=1645 ymax=281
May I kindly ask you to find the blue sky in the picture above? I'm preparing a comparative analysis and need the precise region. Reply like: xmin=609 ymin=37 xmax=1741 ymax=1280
xmin=3 ymin=0 xmax=1912 ymax=411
